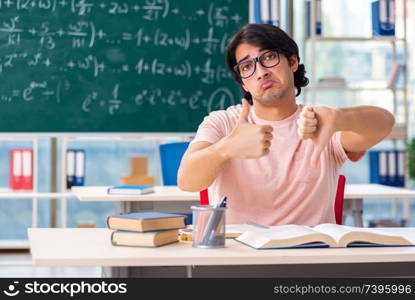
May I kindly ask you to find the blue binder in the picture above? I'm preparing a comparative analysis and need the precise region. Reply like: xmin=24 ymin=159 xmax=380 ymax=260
xmin=396 ymin=150 xmax=405 ymax=187
xmin=369 ymin=151 xmax=380 ymax=184
xmin=387 ymin=151 xmax=397 ymax=186
xmin=371 ymin=0 xmax=395 ymax=36
xmin=306 ymin=0 xmax=322 ymax=37
xmin=379 ymin=151 xmax=389 ymax=185
xmin=253 ymin=0 xmax=280 ymax=26
xmin=73 ymin=149 xmax=85 ymax=186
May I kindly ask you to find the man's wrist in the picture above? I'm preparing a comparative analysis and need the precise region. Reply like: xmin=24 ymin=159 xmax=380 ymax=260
xmin=213 ymin=136 xmax=234 ymax=161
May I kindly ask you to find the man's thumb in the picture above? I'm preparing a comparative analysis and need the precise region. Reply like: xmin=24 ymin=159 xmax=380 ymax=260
xmin=238 ymin=98 xmax=250 ymax=123
xmin=310 ymin=145 xmax=323 ymax=168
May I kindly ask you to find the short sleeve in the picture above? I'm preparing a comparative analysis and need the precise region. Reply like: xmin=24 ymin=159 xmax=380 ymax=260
xmin=330 ymin=131 xmax=350 ymax=166
xmin=190 ymin=111 xmax=228 ymax=145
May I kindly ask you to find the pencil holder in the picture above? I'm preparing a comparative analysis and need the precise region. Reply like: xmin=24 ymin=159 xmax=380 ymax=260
xmin=191 ymin=205 xmax=226 ymax=248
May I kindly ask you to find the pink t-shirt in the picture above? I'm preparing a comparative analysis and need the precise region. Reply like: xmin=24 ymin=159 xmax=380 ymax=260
xmin=191 ymin=104 xmax=350 ymax=226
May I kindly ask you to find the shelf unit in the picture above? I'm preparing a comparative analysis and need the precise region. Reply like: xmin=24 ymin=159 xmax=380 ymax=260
xmin=302 ymin=0 xmax=411 ymax=221
xmin=0 ymin=136 xmax=39 ymax=226
xmin=0 ymin=136 xmax=38 ymax=249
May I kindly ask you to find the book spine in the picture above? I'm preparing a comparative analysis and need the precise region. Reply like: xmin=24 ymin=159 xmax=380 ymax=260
xmin=106 ymin=216 xmax=111 ymax=229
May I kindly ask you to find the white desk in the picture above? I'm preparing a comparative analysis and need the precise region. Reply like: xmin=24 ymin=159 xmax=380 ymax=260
xmin=344 ymin=184 xmax=415 ymax=227
xmin=72 ymin=186 xmax=199 ymax=213
xmin=29 ymin=228 xmax=415 ymax=278
xmin=73 ymin=184 xmax=415 ymax=227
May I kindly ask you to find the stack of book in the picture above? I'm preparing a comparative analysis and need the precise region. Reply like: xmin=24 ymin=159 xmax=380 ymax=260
xmin=106 ymin=212 xmax=186 ymax=247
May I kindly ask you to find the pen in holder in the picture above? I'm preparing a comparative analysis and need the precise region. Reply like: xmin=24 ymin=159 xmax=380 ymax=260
xmin=191 ymin=205 xmax=227 ymax=248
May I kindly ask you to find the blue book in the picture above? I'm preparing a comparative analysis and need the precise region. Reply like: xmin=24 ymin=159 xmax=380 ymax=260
xmin=107 ymin=185 xmax=154 ymax=195
xmin=371 ymin=0 xmax=395 ymax=36
xmin=107 ymin=212 xmax=186 ymax=232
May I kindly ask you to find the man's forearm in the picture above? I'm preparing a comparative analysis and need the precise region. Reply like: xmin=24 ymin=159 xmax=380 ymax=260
xmin=177 ymin=139 xmax=231 ymax=192
xmin=335 ymin=106 xmax=395 ymax=151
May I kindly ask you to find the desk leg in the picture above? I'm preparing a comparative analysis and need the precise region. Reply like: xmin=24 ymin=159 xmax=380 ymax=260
xmin=352 ymin=198 xmax=363 ymax=227
xmin=403 ymin=198 xmax=410 ymax=224
xmin=116 ymin=201 xmax=130 ymax=214
xmin=102 ymin=267 xmax=129 ymax=278
xmin=343 ymin=198 xmax=363 ymax=227
xmin=186 ymin=265 xmax=193 ymax=278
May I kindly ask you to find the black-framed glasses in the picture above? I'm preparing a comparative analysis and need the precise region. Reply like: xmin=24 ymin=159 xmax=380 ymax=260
xmin=233 ymin=49 xmax=281 ymax=79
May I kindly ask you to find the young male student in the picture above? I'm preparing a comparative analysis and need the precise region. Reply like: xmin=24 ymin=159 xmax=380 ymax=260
xmin=178 ymin=24 xmax=395 ymax=226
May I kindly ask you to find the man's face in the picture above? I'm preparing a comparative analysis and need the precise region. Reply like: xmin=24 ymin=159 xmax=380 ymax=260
xmin=235 ymin=43 xmax=298 ymax=106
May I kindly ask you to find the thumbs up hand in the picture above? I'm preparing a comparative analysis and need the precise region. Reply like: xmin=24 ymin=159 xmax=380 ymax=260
xmin=223 ymin=98 xmax=273 ymax=159
xmin=296 ymin=106 xmax=337 ymax=168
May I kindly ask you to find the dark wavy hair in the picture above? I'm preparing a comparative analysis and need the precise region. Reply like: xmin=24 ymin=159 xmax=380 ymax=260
xmin=226 ymin=24 xmax=309 ymax=104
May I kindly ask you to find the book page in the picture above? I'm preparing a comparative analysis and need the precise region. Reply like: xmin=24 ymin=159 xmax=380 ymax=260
xmin=351 ymin=227 xmax=415 ymax=245
xmin=313 ymin=224 xmax=415 ymax=247
xmin=236 ymin=224 xmax=337 ymax=248
xmin=313 ymin=224 xmax=362 ymax=244
xmin=226 ymin=224 xmax=262 ymax=238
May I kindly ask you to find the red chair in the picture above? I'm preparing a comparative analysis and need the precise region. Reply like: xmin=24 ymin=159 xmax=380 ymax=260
xmin=199 ymin=189 xmax=209 ymax=205
xmin=199 ymin=174 xmax=346 ymax=225
xmin=334 ymin=174 xmax=346 ymax=225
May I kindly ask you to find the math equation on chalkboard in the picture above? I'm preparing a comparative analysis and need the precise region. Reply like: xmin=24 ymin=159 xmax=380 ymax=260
xmin=0 ymin=0 xmax=247 ymax=132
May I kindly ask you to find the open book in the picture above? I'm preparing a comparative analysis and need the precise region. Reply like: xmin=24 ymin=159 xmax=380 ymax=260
xmin=235 ymin=223 xmax=415 ymax=249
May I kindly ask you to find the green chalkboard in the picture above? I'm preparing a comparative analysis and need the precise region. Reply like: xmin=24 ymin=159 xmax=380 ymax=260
xmin=0 ymin=0 xmax=248 ymax=132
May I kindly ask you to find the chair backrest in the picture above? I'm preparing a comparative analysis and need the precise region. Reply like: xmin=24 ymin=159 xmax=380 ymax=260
xmin=199 ymin=189 xmax=209 ymax=205
xmin=159 ymin=142 xmax=189 ymax=185
xmin=199 ymin=174 xmax=347 ymax=224
xmin=334 ymin=174 xmax=346 ymax=225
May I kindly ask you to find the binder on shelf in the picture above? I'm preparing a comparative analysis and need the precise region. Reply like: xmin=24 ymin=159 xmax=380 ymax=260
xmin=371 ymin=0 xmax=395 ymax=36
xmin=369 ymin=151 xmax=380 ymax=184
xmin=306 ymin=0 xmax=322 ymax=37
xmin=253 ymin=0 xmax=280 ymax=26
xmin=379 ymin=151 xmax=388 ymax=185
xmin=9 ymin=149 xmax=23 ymax=190
xmin=21 ymin=150 xmax=33 ymax=190
xmin=396 ymin=150 xmax=405 ymax=187
xmin=66 ymin=149 xmax=85 ymax=188
xmin=369 ymin=150 xmax=405 ymax=187
xmin=387 ymin=151 xmax=397 ymax=186
xmin=66 ymin=150 xmax=76 ymax=189
xmin=74 ymin=150 xmax=85 ymax=186
xmin=9 ymin=149 xmax=33 ymax=190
